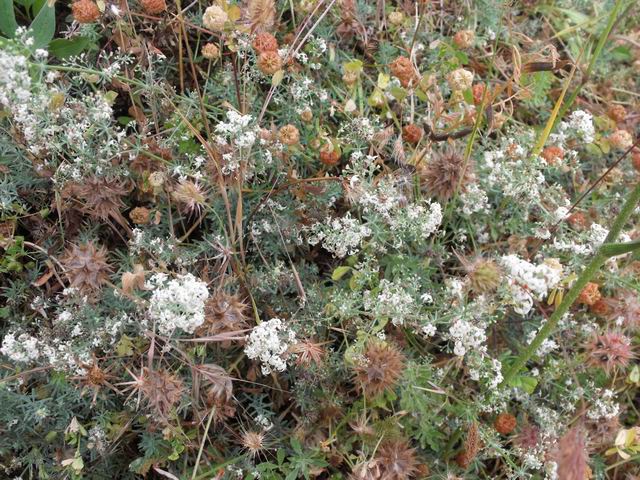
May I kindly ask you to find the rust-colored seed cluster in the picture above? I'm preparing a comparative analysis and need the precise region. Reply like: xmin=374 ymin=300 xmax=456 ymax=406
xmin=72 ymin=0 xmax=100 ymax=23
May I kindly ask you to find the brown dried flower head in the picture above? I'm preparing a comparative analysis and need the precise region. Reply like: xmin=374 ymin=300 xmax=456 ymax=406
xmin=252 ymin=32 xmax=278 ymax=53
xmin=202 ymin=42 xmax=220 ymax=59
xmin=390 ymin=56 xmax=418 ymax=88
xmin=172 ymin=179 xmax=207 ymax=214
xmin=197 ymin=291 xmax=249 ymax=341
xmin=278 ymin=124 xmax=300 ymax=145
xmin=140 ymin=0 xmax=166 ymax=14
xmin=257 ymin=50 xmax=283 ymax=75
xmin=129 ymin=206 xmax=151 ymax=225
xmin=72 ymin=0 xmax=101 ymax=23
xmin=541 ymin=145 xmax=564 ymax=165
xmin=420 ymin=148 xmax=474 ymax=201
xmin=402 ymin=124 xmax=423 ymax=145
xmin=455 ymin=422 xmax=481 ymax=469
xmin=138 ymin=368 xmax=184 ymax=418
xmin=240 ymin=430 xmax=266 ymax=458
xmin=61 ymin=242 xmax=112 ymax=292
xmin=578 ymin=282 xmax=601 ymax=306
xmin=374 ymin=439 xmax=419 ymax=480
xmin=453 ymin=29 xmax=475 ymax=49
xmin=354 ymin=340 xmax=405 ymax=397
xmin=609 ymin=129 xmax=633 ymax=150
xmin=460 ymin=256 xmax=502 ymax=294
xmin=607 ymin=104 xmax=627 ymax=124
xmin=494 ymin=413 xmax=517 ymax=435
xmin=63 ymin=176 xmax=131 ymax=223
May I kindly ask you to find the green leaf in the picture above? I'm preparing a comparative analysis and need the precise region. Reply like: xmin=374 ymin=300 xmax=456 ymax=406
xmin=29 ymin=1 xmax=55 ymax=49
xmin=0 ymin=0 xmax=18 ymax=37
xmin=48 ymin=37 xmax=92 ymax=58
xmin=331 ymin=265 xmax=351 ymax=281
xmin=508 ymin=375 xmax=538 ymax=394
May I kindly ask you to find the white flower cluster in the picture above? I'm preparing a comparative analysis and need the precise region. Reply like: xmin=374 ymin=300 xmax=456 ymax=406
xmin=561 ymin=110 xmax=595 ymax=144
xmin=587 ymin=389 xmax=619 ymax=420
xmin=244 ymin=318 xmax=296 ymax=375
xmin=500 ymin=255 xmax=563 ymax=315
xmin=388 ymin=201 xmax=443 ymax=244
xmin=0 ymin=332 xmax=40 ymax=363
xmin=460 ymin=183 xmax=490 ymax=215
xmin=448 ymin=317 xmax=487 ymax=357
xmin=363 ymin=278 xmax=419 ymax=326
xmin=484 ymin=145 xmax=546 ymax=202
xmin=215 ymin=110 xmax=257 ymax=148
xmin=146 ymin=273 xmax=209 ymax=335
xmin=307 ymin=212 xmax=372 ymax=258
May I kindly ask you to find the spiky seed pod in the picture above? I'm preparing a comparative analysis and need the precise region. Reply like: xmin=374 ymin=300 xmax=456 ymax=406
xmin=402 ymin=124 xmax=423 ymax=144
xmin=589 ymin=298 xmax=611 ymax=316
xmin=390 ymin=56 xmax=418 ymax=88
xmin=515 ymin=424 xmax=540 ymax=449
xmin=354 ymin=340 xmax=405 ymax=397
xmin=203 ymin=4 xmax=228 ymax=31
xmin=257 ymin=51 xmax=283 ymax=75
xmin=171 ymin=180 xmax=207 ymax=214
xmin=138 ymin=368 xmax=184 ymax=417
xmin=240 ymin=431 xmax=266 ymax=458
xmin=350 ymin=459 xmax=383 ymax=480
xmin=554 ymin=427 xmax=588 ymax=480
xmin=202 ymin=42 xmax=220 ymax=59
xmin=247 ymin=0 xmax=276 ymax=33
xmin=197 ymin=292 xmax=249 ymax=341
xmin=375 ymin=439 xmax=419 ymax=480
xmin=72 ymin=0 xmax=100 ymax=23
xmin=140 ymin=0 xmax=166 ymax=14
xmin=252 ymin=32 xmax=278 ymax=53
xmin=607 ymin=104 xmax=627 ymax=123
xmin=541 ymin=145 xmax=564 ymax=164
xmin=453 ymin=29 xmax=475 ymax=49
xmin=586 ymin=332 xmax=634 ymax=373
xmin=494 ymin=413 xmax=517 ymax=435
xmin=605 ymin=291 xmax=640 ymax=328
xmin=278 ymin=124 xmax=300 ymax=145
xmin=420 ymin=148 xmax=474 ymax=201
xmin=61 ymin=242 xmax=112 ymax=292
xmin=578 ymin=282 xmax=601 ymax=306
xmin=464 ymin=257 xmax=502 ymax=294
xmin=62 ymin=176 xmax=131 ymax=223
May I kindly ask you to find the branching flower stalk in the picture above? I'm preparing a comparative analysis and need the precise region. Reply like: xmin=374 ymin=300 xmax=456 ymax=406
xmin=502 ymin=182 xmax=640 ymax=386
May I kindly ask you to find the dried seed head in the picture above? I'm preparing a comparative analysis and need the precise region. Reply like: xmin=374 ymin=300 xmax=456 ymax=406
xmin=140 ymin=0 xmax=166 ymax=14
xmin=541 ymin=145 xmax=564 ymax=165
xmin=455 ymin=422 xmax=481 ymax=469
xmin=420 ymin=148 xmax=474 ymax=201
xmin=203 ymin=4 xmax=228 ymax=31
xmin=388 ymin=11 xmax=404 ymax=26
xmin=252 ymin=32 xmax=278 ymax=53
xmin=202 ymin=42 xmax=220 ymax=59
xmin=607 ymin=104 xmax=627 ymax=124
xmin=198 ymin=291 xmax=249 ymax=340
xmin=447 ymin=68 xmax=474 ymax=92
xmin=605 ymin=291 xmax=640 ymax=328
xmin=247 ymin=0 xmax=276 ymax=33
xmin=374 ymin=439 xmax=418 ymax=480
xmin=494 ymin=413 xmax=517 ymax=435
xmin=578 ymin=282 xmax=601 ymax=306
xmin=402 ymin=124 xmax=424 ymax=144
xmin=464 ymin=257 xmax=502 ymax=294
xmin=609 ymin=129 xmax=633 ymax=150
xmin=354 ymin=340 xmax=405 ymax=397
xmin=453 ymin=30 xmax=475 ymax=49
xmin=62 ymin=176 xmax=131 ymax=222
xmin=257 ymin=51 xmax=283 ymax=75
xmin=129 ymin=206 xmax=151 ymax=225
xmin=390 ymin=56 xmax=418 ymax=88
xmin=61 ymin=242 xmax=112 ymax=292
xmin=172 ymin=180 xmax=207 ymax=214
xmin=278 ymin=124 xmax=300 ymax=145
xmin=72 ymin=0 xmax=101 ymax=23
xmin=240 ymin=430 xmax=266 ymax=458
xmin=138 ymin=368 xmax=184 ymax=418
xmin=586 ymin=332 xmax=634 ymax=373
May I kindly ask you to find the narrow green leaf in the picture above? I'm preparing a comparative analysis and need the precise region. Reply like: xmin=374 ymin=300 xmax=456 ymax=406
xmin=331 ymin=265 xmax=351 ymax=281
xmin=0 ymin=0 xmax=18 ymax=37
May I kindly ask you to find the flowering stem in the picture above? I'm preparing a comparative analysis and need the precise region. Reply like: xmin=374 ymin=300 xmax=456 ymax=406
xmin=502 ymin=182 xmax=640 ymax=386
